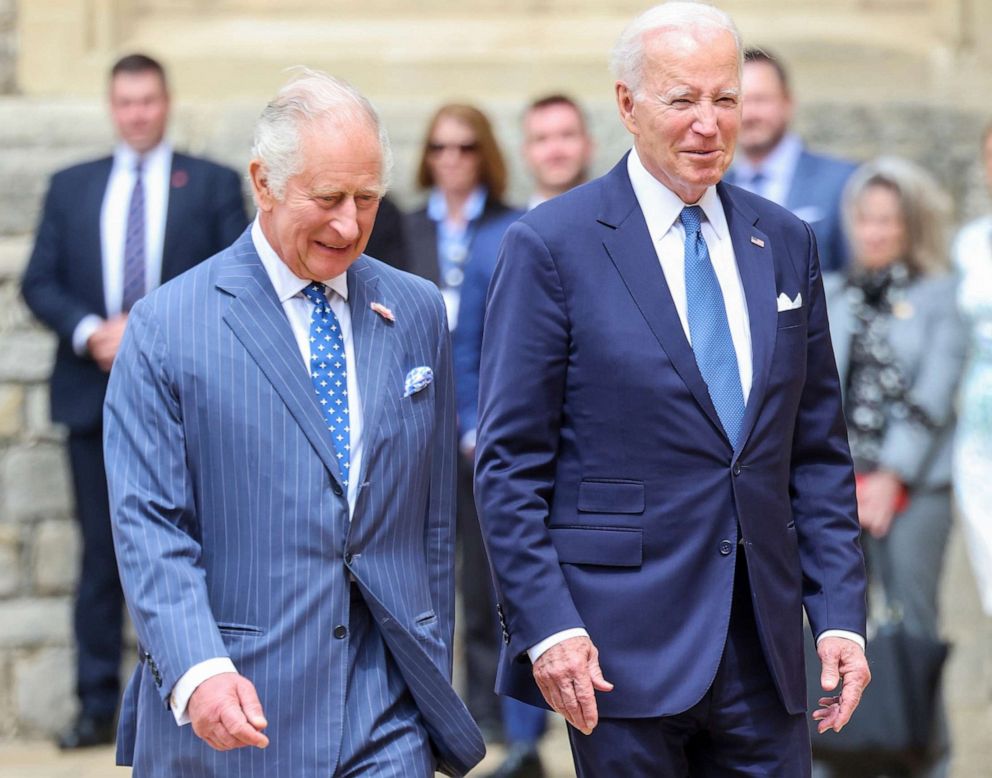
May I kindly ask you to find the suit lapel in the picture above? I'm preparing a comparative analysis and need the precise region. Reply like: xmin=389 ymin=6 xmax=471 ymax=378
xmin=161 ymin=153 xmax=188 ymax=280
xmin=217 ymin=235 xmax=347 ymax=490
xmin=719 ymin=183 xmax=776 ymax=453
xmin=347 ymin=257 xmax=396 ymax=488
xmin=599 ymin=159 xmax=725 ymax=440
xmin=84 ymin=159 xmax=113 ymax=316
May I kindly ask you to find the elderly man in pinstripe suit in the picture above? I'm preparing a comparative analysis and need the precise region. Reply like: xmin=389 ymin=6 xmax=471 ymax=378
xmin=103 ymin=69 xmax=485 ymax=777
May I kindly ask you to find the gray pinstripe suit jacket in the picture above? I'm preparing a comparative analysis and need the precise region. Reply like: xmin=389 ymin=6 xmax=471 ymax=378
xmin=104 ymin=229 xmax=485 ymax=776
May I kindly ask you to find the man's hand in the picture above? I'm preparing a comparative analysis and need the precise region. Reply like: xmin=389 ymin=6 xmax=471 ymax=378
xmin=812 ymin=636 xmax=871 ymax=734
xmin=856 ymin=471 xmax=904 ymax=539
xmin=87 ymin=314 xmax=129 ymax=372
xmin=532 ymin=635 xmax=613 ymax=735
xmin=188 ymin=672 xmax=269 ymax=751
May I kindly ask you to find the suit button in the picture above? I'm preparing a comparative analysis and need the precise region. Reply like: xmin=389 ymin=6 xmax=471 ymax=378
xmin=344 ymin=552 xmax=353 ymax=565
xmin=333 ymin=625 xmax=348 ymax=639
xmin=719 ymin=540 xmax=733 ymax=556
xmin=732 ymin=463 xmax=742 ymax=476
xmin=332 ymin=483 xmax=343 ymax=497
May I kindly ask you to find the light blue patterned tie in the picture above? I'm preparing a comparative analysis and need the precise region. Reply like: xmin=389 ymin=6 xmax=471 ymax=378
xmin=681 ymin=206 xmax=746 ymax=446
xmin=303 ymin=282 xmax=351 ymax=486
xmin=121 ymin=157 xmax=145 ymax=312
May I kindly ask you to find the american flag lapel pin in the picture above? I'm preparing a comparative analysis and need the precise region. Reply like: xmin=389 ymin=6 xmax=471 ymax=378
xmin=750 ymin=236 xmax=765 ymax=248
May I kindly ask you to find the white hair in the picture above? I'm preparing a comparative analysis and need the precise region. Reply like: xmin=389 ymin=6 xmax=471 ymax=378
xmin=610 ymin=1 xmax=743 ymax=95
xmin=251 ymin=67 xmax=393 ymax=199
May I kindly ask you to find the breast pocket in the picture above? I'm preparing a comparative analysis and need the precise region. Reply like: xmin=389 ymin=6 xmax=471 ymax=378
xmin=776 ymin=307 xmax=805 ymax=330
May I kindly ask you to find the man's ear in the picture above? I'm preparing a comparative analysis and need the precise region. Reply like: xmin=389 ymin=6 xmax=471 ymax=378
xmin=616 ymin=82 xmax=638 ymax=137
xmin=248 ymin=159 xmax=275 ymax=212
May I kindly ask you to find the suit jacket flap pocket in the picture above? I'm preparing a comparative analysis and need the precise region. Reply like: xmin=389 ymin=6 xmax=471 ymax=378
xmin=577 ymin=479 xmax=645 ymax=514
xmin=550 ymin=526 xmax=642 ymax=567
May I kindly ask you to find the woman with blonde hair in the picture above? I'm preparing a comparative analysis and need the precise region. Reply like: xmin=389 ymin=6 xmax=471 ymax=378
xmin=822 ymin=156 xmax=966 ymax=777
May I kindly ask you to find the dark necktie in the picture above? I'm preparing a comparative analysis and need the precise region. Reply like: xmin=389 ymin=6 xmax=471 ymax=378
xmin=121 ymin=158 xmax=146 ymax=312
xmin=680 ymin=206 xmax=746 ymax=446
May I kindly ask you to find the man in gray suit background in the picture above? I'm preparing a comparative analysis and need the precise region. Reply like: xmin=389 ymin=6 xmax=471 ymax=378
xmin=104 ymin=69 xmax=484 ymax=776
xmin=727 ymin=48 xmax=856 ymax=274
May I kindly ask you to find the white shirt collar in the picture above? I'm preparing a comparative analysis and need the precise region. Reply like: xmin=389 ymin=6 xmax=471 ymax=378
xmin=113 ymin=140 xmax=172 ymax=172
xmin=626 ymin=146 xmax=729 ymax=242
xmin=251 ymin=217 xmax=349 ymax=303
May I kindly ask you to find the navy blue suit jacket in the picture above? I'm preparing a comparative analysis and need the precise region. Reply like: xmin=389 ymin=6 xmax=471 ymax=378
xmin=474 ymin=157 xmax=866 ymax=719
xmin=22 ymin=152 xmax=247 ymax=433
xmin=728 ymin=148 xmax=856 ymax=274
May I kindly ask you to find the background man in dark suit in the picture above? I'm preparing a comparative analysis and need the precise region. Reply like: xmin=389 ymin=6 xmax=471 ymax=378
xmin=474 ymin=3 xmax=870 ymax=775
xmin=726 ymin=48 xmax=857 ymax=274
xmin=21 ymin=53 xmax=246 ymax=749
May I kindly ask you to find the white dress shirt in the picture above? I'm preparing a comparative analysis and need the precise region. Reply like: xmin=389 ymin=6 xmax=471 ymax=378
xmin=72 ymin=141 xmax=173 ymax=355
xmin=530 ymin=149 xmax=862 ymax=663
xmin=731 ymin=131 xmax=803 ymax=207
xmin=169 ymin=217 xmax=365 ymax=725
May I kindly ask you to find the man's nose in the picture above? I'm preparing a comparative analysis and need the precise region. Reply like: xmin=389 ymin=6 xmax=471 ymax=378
xmin=331 ymin=200 xmax=361 ymax=242
xmin=692 ymin=102 xmax=719 ymax=135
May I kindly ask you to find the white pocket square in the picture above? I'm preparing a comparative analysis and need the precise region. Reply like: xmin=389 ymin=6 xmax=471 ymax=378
xmin=777 ymin=292 xmax=802 ymax=312
xmin=403 ymin=366 xmax=433 ymax=397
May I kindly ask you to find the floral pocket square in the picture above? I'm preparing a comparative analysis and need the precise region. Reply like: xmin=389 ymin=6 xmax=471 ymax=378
xmin=403 ymin=366 xmax=433 ymax=397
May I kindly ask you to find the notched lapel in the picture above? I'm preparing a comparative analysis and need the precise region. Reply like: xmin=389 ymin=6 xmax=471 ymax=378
xmin=599 ymin=165 xmax=726 ymax=441
xmin=217 ymin=241 xmax=347 ymax=489
xmin=348 ymin=258 xmax=397 ymax=488
xmin=719 ymin=184 xmax=776 ymax=452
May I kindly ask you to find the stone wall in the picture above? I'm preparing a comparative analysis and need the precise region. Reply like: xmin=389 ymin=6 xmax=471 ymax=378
xmin=1 ymin=91 xmax=991 ymax=769
xmin=0 ymin=0 xmax=15 ymax=94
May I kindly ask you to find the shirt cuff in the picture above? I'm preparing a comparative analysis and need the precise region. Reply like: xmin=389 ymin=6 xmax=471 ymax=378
xmin=72 ymin=314 xmax=103 ymax=357
xmin=816 ymin=629 xmax=866 ymax=652
xmin=459 ymin=428 xmax=477 ymax=455
xmin=527 ymin=628 xmax=590 ymax=664
xmin=169 ymin=657 xmax=238 ymax=725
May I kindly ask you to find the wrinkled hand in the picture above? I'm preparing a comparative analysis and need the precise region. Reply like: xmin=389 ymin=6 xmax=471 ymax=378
xmin=188 ymin=672 xmax=269 ymax=751
xmin=532 ymin=636 xmax=613 ymax=735
xmin=856 ymin=471 xmax=904 ymax=539
xmin=87 ymin=314 xmax=129 ymax=372
xmin=812 ymin=636 xmax=871 ymax=734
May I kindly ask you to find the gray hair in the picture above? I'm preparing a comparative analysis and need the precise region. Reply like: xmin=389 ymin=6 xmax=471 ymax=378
xmin=843 ymin=156 xmax=951 ymax=276
xmin=251 ymin=67 xmax=393 ymax=199
xmin=610 ymin=2 xmax=743 ymax=95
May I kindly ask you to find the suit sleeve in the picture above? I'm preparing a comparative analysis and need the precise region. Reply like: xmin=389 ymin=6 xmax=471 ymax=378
xmin=104 ymin=301 xmax=230 ymax=704
xmin=212 ymin=166 xmax=249 ymax=249
xmin=877 ymin=276 xmax=967 ymax=484
xmin=789 ymin=222 xmax=867 ymax=639
xmin=22 ymin=177 xmax=100 ymax=341
xmin=425 ymin=286 xmax=459 ymax=671
xmin=474 ymin=221 xmax=585 ymax=660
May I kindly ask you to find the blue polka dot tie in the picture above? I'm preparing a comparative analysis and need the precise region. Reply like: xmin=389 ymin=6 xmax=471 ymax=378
xmin=303 ymin=282 xmax=351 ymax=487
xmin=680 ymin=206 xmax=746 ymax=446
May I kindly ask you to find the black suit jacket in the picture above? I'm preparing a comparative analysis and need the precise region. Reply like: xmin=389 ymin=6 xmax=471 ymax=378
xmin=22 ymin=151 xmax=248 ymax=433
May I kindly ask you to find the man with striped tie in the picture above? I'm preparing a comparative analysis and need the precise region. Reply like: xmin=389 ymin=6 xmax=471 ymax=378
xmin=103 ymin=69 xmax=484 ymax=776
xmin=21 ymin=53 xmax=246 ymax=749
xmin=474 ymin=3 xmax=870 ymax=775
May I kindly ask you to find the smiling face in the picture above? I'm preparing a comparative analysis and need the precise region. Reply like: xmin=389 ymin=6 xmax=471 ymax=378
xmin=616 ymin=25 xmax=741 ymax=203
xmin=852 ymin=183 xmax=907 ymax=271
xmin=739 ymin=59 xmax=793 ymax=162
xmin=251 ymin=119 xmax=383 ymax=281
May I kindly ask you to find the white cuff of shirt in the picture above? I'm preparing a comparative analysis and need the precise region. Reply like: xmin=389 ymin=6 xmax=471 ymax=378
xmin=459 ymin=428 xmax=477 ymax=455
xmin=169 ymin=657 xmax=238 ymax=725
xmin=72 ymin=314 xmax=103 ymax=357
xmin=816 ymin=629 xmax=865 ymax=652
xmin=527 ymin=628 xmax=590 ymax=664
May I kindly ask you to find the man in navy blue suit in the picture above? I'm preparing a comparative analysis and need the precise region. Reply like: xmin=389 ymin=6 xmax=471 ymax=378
xmin=21 ymin=53 xmax=246 ymax=748
xmin=726 ymin=48 xmax=857 ymax=274
xmin=474 ymin=3 xmax=870 ymax=775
